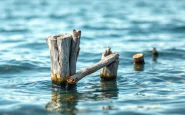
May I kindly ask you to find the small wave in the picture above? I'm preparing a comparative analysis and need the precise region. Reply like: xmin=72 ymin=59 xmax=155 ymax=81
xmin=171 ymin=25 xmax=185 ymax=32
xmin=0 ymin=28 xmax=29 ymax=33
xmin=0 ymin=60 xmax=49 ymax=74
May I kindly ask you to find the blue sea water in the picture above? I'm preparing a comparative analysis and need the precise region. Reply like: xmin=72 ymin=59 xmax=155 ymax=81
xmin=0 ymin=0 xmax=185 ymax=114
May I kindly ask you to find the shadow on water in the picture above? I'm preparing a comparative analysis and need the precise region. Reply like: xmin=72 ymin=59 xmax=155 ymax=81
xmin=45 ymin=80 xmax=118 ymax=114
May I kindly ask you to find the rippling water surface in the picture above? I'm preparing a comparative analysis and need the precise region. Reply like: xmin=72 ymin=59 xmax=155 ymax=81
xmin=0 ymin=0 xmax=185 ymax=115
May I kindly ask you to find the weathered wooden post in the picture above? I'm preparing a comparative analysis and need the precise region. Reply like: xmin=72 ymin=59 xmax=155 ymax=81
xmin=100 ymin=47 xmax=119 ymax=80
xmin=46 ymin=29 xmax=81 ymax=86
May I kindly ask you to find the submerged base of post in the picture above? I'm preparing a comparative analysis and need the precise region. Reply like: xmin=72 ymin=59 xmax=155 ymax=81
xmin=51 ymin=71 xmax=66 ymax=86
xmin=100 ymin=75 xmax=117 ymax=81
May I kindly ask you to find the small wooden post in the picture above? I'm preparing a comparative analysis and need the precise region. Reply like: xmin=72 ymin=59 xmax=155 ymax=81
xmin=46 ymin=29 xmax=81 ymax=86
xmin=133 ymin=53 xmax=145 ymax=64
xmin=133 ymin=53 xmax=145 ymax=71
xmin=100 ymin=47 xmax=119 ymax=80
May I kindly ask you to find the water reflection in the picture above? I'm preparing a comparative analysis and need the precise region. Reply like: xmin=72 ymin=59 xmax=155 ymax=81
xmin=100 ymin=80 xmax=118 ymax=99
xmin=134 ymin=64 xmax=144 ymax=71
xmin=153 ymin=55 xmax=158 ymax=62
xmin=45 ymin=88 xmax=78 ymax=115
xmin=45 ymin=80 xmax=119 ymax=114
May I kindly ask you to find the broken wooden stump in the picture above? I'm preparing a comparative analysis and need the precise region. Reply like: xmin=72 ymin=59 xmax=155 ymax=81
xmin=46 ymin=29 xmax=81 ymax=86
xmin=100 ymin=47 xmax=119 ymax=80
xmin=133 ymin=53 xmax=145 ymax=64
xmin=67 ymin=52 xmax=119 ymax=84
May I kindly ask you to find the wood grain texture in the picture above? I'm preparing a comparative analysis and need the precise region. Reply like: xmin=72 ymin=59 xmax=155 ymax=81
xmin=70 ymin=29 xmax=81 ymax=75
xmin=57 ymin=33 xmax=72 ymax=78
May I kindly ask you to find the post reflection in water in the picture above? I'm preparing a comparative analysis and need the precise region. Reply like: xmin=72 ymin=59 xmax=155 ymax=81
xmin=45 ymin=80 xmax=119 ymax=114
xmin=134 ymin=64 xmax=144 ymax=71
xmin=100 ymin=80 xmax=118 ymax=110
xmin=100 ymin=80 xmax=118 ymax=99
xmin=45 ymin=88 xmax=78 ymax=115
xmin=153 ymin=55 xmax=158 ymax=62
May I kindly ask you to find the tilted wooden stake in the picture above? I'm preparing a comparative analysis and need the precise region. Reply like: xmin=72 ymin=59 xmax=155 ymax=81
xmin=46 ymin=29 xmax=81 ymax=86
xmin=100 ymin=47 xmax=119 ymax=80
xmin=67 ymin=53 xmax=119 ymax=84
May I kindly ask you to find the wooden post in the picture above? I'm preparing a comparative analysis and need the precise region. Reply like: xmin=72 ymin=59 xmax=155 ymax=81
xmin=100 ymin=47 xmax=119 ymax=80
xmin=133 ymin=53 xmax=145 ymax=64
xmin=133 ymin=53 xmax=144 ymax=71
xmin=46 ymin=29 xmax=81 ymax=86
xmin=67 ymin=53 xmax=119 ymax=84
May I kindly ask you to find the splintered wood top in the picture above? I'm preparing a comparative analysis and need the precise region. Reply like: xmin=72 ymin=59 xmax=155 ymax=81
xmin=132 ymin=53 xmax=144 ymax=59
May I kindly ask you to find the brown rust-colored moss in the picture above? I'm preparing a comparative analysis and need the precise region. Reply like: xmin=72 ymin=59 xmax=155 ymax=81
xmin=100 ymin=73 xmax=116 ymax=80
xmin=51 ymin=71 xmax=67 ymax=86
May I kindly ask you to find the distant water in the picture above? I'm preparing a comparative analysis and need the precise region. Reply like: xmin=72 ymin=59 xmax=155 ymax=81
xmin=0 ymin=0 xmax=185 ymax=115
